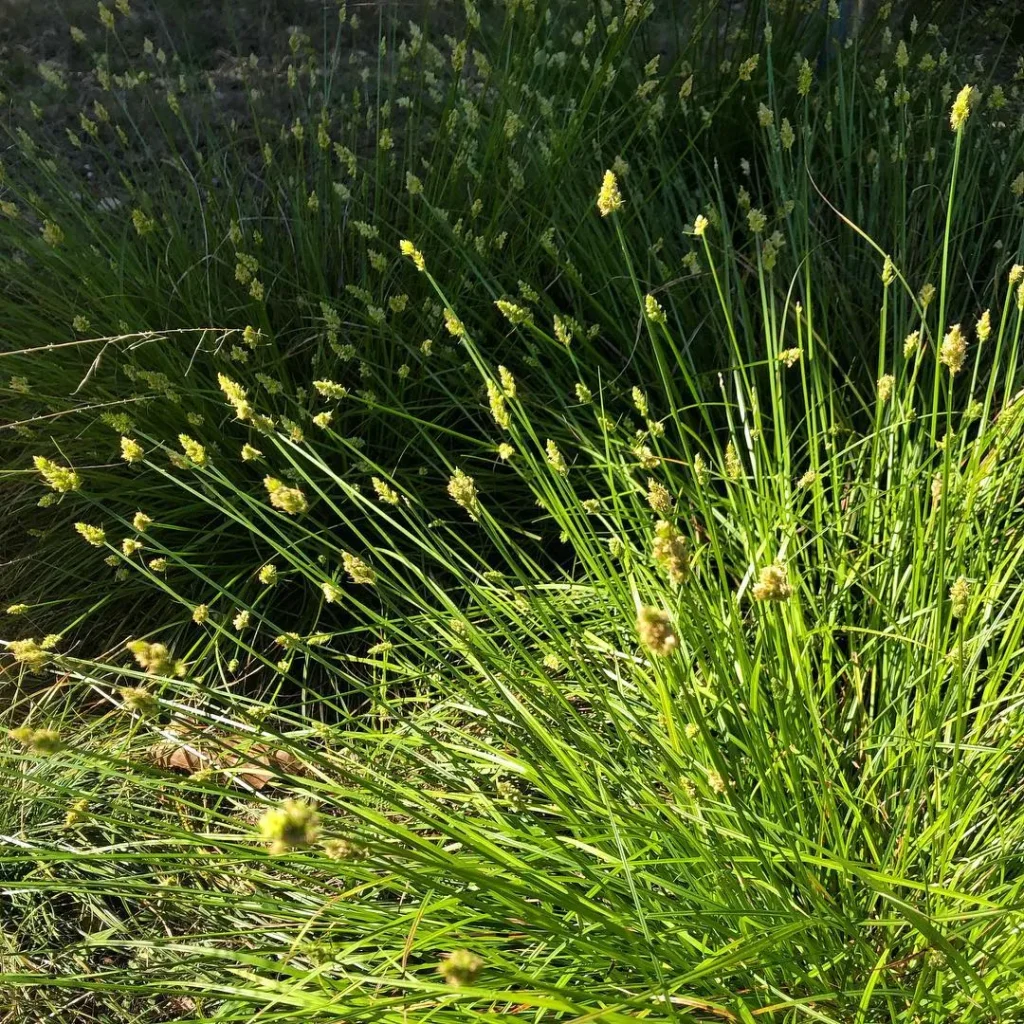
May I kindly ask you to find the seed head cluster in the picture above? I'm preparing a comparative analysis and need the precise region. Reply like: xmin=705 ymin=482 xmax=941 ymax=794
xmin=264 ymin=477 xmax=309 ymax=515
xmin=596 ymin=170 xmax=623 ymax=216
xmin=939 ymin=323 xmax=967 ymax=375
xmin=752 ymin=563 xmax=793 ymax=603
xmin=652 ymin=520 xmax=688 ymax=585
xmin=448 ymin=468 xmax=480 ymax=520
xmin=259 ymin=799 xmax=320 ymax=855
xmin=439 ymin=949 xmax=484 ymax=987
xmin=636 ymin=606 xmax=678 ymax=656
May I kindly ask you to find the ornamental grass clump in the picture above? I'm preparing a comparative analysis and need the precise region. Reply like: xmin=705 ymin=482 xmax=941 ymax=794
xmin=3 ymin=1 xmax=1024 ymax=1021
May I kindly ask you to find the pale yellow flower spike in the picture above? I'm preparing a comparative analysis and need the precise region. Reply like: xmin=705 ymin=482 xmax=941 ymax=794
xmin=637 ymin=606 xmax=678 ymax=656
xmin=976 ymin=309 xmax=991 ymax=343
xmin=939 ymin=323 xmax=967 ymax=375
xmin=596 ymin=170 xmax=623 ymax=217
xmin=399 ymin=239 xmax=426 ymax=272
xmin=752 ymin=563 xmax=793 ymax=602
xmin=949 ymin=84 xmax=973 ymax=132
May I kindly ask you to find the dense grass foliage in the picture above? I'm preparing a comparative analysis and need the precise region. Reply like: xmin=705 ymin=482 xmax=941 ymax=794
xmin=4 ymin=1 xmax=1024 ymax=1021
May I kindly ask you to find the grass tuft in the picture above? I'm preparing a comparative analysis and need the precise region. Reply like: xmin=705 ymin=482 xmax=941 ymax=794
xmin=4 ymin=0 xmax=1024 ymax=1020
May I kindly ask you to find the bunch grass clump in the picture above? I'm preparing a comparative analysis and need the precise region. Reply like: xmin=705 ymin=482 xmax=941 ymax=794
xmin=5 ymin=0 xmax=1024 ymax=1021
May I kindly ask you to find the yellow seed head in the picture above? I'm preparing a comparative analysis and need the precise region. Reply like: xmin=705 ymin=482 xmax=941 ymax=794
xmin=8 ymin=724 xmax=62 ymax=753
xmin=646 ymin=478 xmax=673 ymax=514
xmin=448 ymin=468 xmax=480 ymax=520
xmin=372 ymin=477 xmax=401 ymax=505
xmin=120 ymin=685 xmax=160 ymax=716
xmin=495 ymin=299 xmax=532 ymax=326
xmin=120 ymin=436 xmax=145 ymax=464
xmin=752 ymin=562 xmax=793 ymax=602
xmin=637 ymin=606 xmax=678 ymax=656
xmin=218 ymin=373 xmax=251 ymax=420
xmin=644 ymin=294 xmax=666 ymax=324
xmin=902 ymin=330 xmax=921 ymax=360
xmin=443 ymin=307 xmax=466 ymax=339
xmin=131 ymin=208 xmax=156 ymax=236
xmin=42 ymin=220 xmax=64 ymax=246
xmin=439 ymin=949 xmax=483 ymax=987
xmin=75 ymin=522 xmax=106 ymax=547
xmin=949 ymin=83 xmax=973 ymax=131
xmin=34 ymin=455 xmax=81 ymax=492
xmin=545 ymin=439 xmax=568 ymax=475
xmin=939 ymin=323 xmax=967 ymax=375
xmin=259 ymin=799 xmax=320 ymax=854
xmin=975 ymin=309 xmax=991 ymax=342
xmin=949 ymin=575 xmax=971 ymax=618
xmin=652 ymin=520 xmax=688 ymax=585
xmin=399 ymin=239 xmax=426 ymax=271
xmin=64 ymin=798 xmax=89 ymax=826
xmin=313 ymin=379 xmax=349 ymax=400
xmin=343 ymin=552 xmax=376 ymax=585
xmin=126 ymin=639 xmax=174 ymax=675
xmin=178 ymin=434 xmax=208 ymax=469
xmin=797 ymin=58 xmax=812 ymax=96
xmin=8 ymin=639 xmax=51 ymax=673
xmin=323 ymin=837 xmax=364 ymax=860
xmin=264 ymin=477 xmax=309 ymax=515
xmin=725 ymin=441 xmax=743 ymax=480
xmin=487 ymin=380 xmax=510 ymax=430
xmin=596 ymin=169 xmax=623 ymax=217
xmin=553 ymin=314 xmax=574 ymax=346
